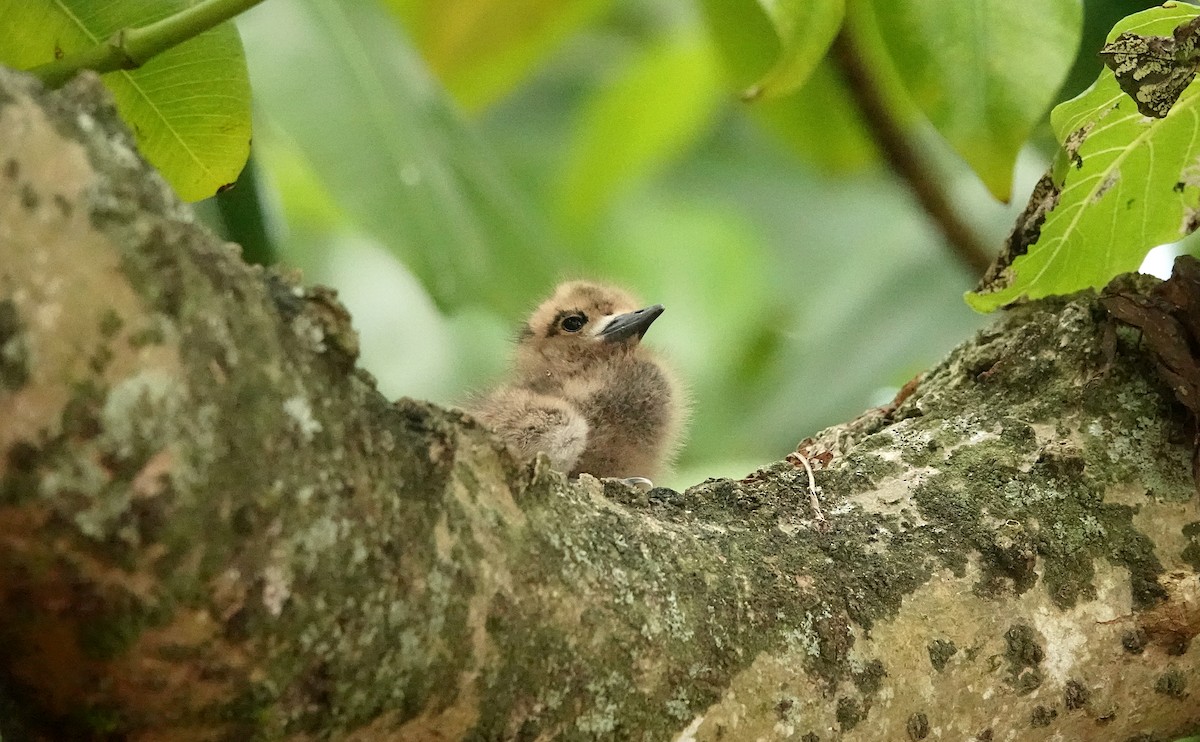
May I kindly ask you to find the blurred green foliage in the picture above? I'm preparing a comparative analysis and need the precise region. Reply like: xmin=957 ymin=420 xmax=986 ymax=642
xmin=12 ymin=0 xmax=1182 ymax=487
xmin=733 ymin=0 xmax=845 ymax=102
xmin=216 ymin=0 xmax=989 ymax=486
xmin=556 ymin=30 xmax=724 ymax=227
xmin=222 ymin=0 xmax=1185 ymax=486
xmin=382 ymin=0 xmax=613 ymax=111
xmin=240 ymin=0 xmax=563 ymax=316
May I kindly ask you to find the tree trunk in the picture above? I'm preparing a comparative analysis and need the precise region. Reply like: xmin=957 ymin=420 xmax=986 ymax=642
xmin=1 ymin=66 xmax=1198 ymax=742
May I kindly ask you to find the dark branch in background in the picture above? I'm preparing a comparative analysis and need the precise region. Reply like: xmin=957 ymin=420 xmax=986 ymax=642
xmin=26 ymin=0 xmax=267 ymax=89
xmin=829 ymin=27 xmax=994 ymax=277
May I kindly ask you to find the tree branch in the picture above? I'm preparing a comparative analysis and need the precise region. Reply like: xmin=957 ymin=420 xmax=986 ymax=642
xmin=26 ymin=0 xmax=266 ymax=89
xmin=829 ymin=26 xmax=995 ymax=277
xmin=2 ymin=66 xmax=1198 ymax=741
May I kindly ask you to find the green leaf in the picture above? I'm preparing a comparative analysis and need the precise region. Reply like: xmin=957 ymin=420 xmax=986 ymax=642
xmin=753 ymin=62 xmax=878 ymax=172
xmin=0 ymin=0 xmax=251 ymax=201
xmin=743 ymin=0 xmax=845 ymax=100
xmin=557 ymin=33 xmax=724 ymax=228
xmin=383 ymin=0 xmax=612 ymax=111
xmin=701 ymin=0 xmax=780 ymax=88
xmin=702 ymin=0 xmax=921 ymax=174
xmin=239 ymin=0 xmax=560 ymax=315
xmin=966 ymin=3 xmax=1200 ymax=312
xmin=871 ymin=0 xmax=1083 ymax=201
xmin=700 ymin=0 xmax=844 ymax=100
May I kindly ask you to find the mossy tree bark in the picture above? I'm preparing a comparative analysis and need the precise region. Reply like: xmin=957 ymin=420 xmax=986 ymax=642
xmin=1 ymin=67 xmax=1198 ymax=742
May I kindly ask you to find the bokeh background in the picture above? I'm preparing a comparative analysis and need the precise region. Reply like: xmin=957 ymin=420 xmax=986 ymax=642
xmin=196 ymin=0 xmax=1183 ymax=488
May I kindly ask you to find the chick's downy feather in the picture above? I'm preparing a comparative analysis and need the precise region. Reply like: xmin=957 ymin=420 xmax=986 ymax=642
xmin=468 ymin=281 xmax=684 ymax=479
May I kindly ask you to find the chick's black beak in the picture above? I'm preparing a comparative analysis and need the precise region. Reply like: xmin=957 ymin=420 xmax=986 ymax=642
xmin=598 ymin=304 xmax=665 ymax=343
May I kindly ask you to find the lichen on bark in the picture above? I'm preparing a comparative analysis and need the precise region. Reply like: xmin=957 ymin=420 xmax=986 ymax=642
xmin=1 ymin=66 xmax=1198 ymax=741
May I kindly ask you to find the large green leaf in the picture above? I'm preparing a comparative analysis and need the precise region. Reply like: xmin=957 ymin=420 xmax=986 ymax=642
xmin=743 ymin=0 xmax=845 ymax=100
xmin=700 ymin=0 xmax=779 ymax=87
xmin=383 ymin=0 xmax=612 ymax=111
xmin=557 ymin=32 xmax=724 ymax=228
xmin=967 ymin=4 xmax=1200 ymax=311
xmin=701 ymin=0 xmax=918 ymax=174
xmin=239 ymin=0 xmax=559 ymax=315
xmin=753 ymin=63 xmax=878 ymax=172
xmin=701 ymin=0 xmax=844 ymax=101
xmin=871 ymin=0 xmax=1082 ymax=201
xmin=0 ymin=0 xmax=251 ymax=201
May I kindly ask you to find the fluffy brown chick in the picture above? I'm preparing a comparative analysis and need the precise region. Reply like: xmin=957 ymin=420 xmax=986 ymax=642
xmin=468 ymin=281 xmax=684 ymax=480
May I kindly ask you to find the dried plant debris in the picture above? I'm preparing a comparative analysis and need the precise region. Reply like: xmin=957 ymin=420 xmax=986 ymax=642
xmin=974 ymin=173 xmax=1061 ymax=298
xmin=1101 ymin=255 xmax=1200 ymax=489
xmin=1100 ymin=16 xmax=1200 ymax=118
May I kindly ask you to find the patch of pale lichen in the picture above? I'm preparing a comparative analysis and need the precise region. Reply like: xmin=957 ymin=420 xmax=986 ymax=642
xmin=844 ymin=300 xmax=1180 ymax=612
xmin=1080 ymin=368 xmax=1195 ymax=503
xmin=522 ymin=291 xmax=1198 ymax=736
xmin=47 ymin=137 xmax=483 ymax=733
xmin=0 ymin=298 xmax=29 ymax=391
xmin=249 ymin=398 xmax=478 ymax=736
xmin=811 ymin=294 xmax=1194 ymax=616
xmin=463 ymin=442 xmax=951 ymax=737
xmin=0 ymin=66 xmax=484 ymax=737
xmin=809 ymin=450 xmax=905 ymax=496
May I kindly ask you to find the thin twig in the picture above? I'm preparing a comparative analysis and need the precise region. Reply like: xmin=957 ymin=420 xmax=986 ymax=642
xmin=787 ymin=451 xmax=826 ymax=527
xmin=829 ymin=26 xmax=994 ymax=277
xmin=27 ymin=0 xmax=267 ymax=89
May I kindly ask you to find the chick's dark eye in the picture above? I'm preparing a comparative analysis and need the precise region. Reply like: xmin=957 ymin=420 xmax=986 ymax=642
xmin=560 ymin=314 xmax=587 ymax=333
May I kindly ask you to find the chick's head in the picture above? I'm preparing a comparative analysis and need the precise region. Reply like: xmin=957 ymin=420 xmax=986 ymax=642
xmin=517 ymin=281 xmax=664 ymax=370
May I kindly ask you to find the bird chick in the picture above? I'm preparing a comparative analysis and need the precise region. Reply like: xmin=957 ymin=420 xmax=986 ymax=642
xmin=468 ymin=281 xmax=683 ymax=480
